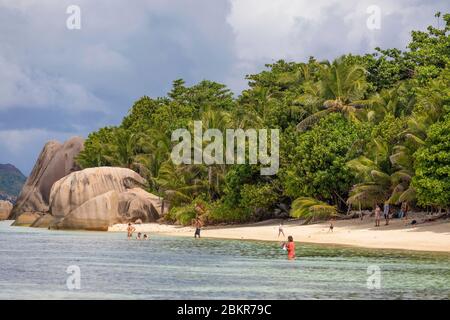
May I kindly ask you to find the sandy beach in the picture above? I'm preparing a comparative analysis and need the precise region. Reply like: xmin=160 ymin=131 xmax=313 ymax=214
xmin=109 ymin=214 xmax=450 ymax=253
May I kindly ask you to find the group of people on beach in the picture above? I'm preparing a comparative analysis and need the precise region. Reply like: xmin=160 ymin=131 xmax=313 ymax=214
xmin=373 ymin=201 xmax=409 ymax=227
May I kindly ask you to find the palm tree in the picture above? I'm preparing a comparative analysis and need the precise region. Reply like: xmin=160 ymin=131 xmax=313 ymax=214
xmin=346 ymin=141 xmax=417 ymax=208
xmin=132 ymin=129 xmax=172 ymax=189
xmin=296 ymin=57 xmax=369 ymax=131
xmin=237 ymin=86 xmax=276 ymax=128
xmin=290 ymin=197 xmax=337 ymax=224
xmin=364 ymin=82 xmax=416 ymax=122
xmin=196 ymin=107 xmax=231 ymax=199
xmin=156 ymin=161 xmax=207 ymax=206
xmin=349 ymin=71 xmax=450 ymax=208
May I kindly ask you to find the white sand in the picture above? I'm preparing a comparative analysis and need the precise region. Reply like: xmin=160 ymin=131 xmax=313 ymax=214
xmin=109 ymin=216 xmax=450 ymax=252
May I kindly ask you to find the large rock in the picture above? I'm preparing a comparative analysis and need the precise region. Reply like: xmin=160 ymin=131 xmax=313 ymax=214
xmin=53 ymin=191 xmax=120 ymax=231
xmin=30 ymin=214 xmax=57 ymax=228
xmin=9 ymin=137 xmax=84 ymax=220
xmin=47 ymin=167 xmax=165 ymax=230
xmin=49 ymin=167 xmax=146 ymax=218
xmin=12 ymin=212 xmax=41 ymax=226
xmin=118 ymin=188 xmax=163 ymax=222
xmin=0 ymin=200 xmax=13 ymax=220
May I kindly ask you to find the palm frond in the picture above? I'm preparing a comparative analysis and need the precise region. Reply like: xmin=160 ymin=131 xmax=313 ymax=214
xmin=290 ymin=197 xmax=337 ymax=222
xmin=296 ymin=109 xmax=334 ymax=132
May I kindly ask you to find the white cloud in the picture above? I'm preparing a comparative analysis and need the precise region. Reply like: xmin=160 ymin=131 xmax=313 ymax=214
xmin=0 ymin=55 xmax=106 ymax=112
xmin=0 ymin=128 xmax=74 ymax=155
xmin=226 ymin=0 xmax=449 ymax=65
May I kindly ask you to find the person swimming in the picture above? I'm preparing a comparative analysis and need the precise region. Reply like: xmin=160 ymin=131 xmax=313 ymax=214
xmin=136 ymin=232 xmax=142 ymax=240
xmin=143 ymin=234 xmax=148 ymax=240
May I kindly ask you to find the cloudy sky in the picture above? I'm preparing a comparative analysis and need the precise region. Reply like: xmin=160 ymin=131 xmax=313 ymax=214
xmin=0 ymin=0 xmax=449 ymax=175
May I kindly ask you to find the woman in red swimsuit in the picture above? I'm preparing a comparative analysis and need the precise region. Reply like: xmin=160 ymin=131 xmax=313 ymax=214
xmin=286 ymin=235 xmax=295 ymax=260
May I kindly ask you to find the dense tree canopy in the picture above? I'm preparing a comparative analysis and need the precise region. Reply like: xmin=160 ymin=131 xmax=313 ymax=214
xmin=77 ymin=13 xmax=450 ymax=224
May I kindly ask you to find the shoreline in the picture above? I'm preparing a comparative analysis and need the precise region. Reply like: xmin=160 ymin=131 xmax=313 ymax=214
xmin=109 ymin=216 xmax=450 ymax=253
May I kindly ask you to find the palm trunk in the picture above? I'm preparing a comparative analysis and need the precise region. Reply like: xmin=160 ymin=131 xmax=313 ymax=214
xmin=208 ymin=166 xmax=213 ymax=198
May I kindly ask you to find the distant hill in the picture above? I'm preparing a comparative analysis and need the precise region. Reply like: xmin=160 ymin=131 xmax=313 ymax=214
xmin=0 ymin=164 xmax=27 ymax=203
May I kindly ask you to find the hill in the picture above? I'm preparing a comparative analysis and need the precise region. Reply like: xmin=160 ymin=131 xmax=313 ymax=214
xmin=0 ymin=164 xmax=27 ymax=202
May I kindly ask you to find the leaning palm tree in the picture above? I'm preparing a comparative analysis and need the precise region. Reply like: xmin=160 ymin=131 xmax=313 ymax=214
xmin=290 ymin=197 xmax=338 ymax=224
xmin=296 ymin=57 xmax=368 ymax=131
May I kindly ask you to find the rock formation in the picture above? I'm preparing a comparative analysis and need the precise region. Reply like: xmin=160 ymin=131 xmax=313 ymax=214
xmin=9 ymin=137 xmax=84 ymax=220
xmin=53 ymin=190 xmax=120 ymax=230
xmin=7 ymin=134 xmax=166 ymax=230
xmin=12 ymin=212 xmax=41 ymax=226
xmin=0 ymin=200 xmax=13 ymax=220
xmin=46 ymin=167 xmax=165 ymax=231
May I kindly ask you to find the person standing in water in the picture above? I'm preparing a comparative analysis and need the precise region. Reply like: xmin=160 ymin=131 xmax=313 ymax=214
xmin=374 ymin=205 xmax=381 ymax=227
xmin=127 ymin=223 xmax=136 ymax=240
xmin=193 ymin=203 xmax=205 ymax=238
xmin=285 ymin=236 xmax=296 ymax=260
xmin=278 ymin=222 xmax=285 ymax=238
xmin=193 ymin=217 xmax=203 ymax=238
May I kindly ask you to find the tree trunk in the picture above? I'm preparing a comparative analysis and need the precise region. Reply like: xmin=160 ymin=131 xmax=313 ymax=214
xmin=208 ymin=166 xmax=213 ymax=198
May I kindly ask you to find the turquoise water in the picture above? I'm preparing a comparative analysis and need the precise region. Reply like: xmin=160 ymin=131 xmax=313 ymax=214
xmin=0 ymin=221 xmax=449 ymax=299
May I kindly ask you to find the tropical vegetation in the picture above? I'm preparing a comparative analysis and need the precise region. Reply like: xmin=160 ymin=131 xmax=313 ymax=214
xmin=76 ymin=13 xmax=450 ymax=224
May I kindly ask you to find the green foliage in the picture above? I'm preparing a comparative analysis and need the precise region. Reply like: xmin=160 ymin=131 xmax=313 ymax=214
xmin=207 ymin=202 xmax=252 ymax=224
xmin=413 ymin=114 xmax=450 ymax=208
xmin=76 ymin=127 xmax=117 ymax=168
xmin=76 ymin=12 xmax=450 ymax=223
xmin=166 ymin=204 xmax=197 ymax=226
xmin=283 ymin=114 xmax=366 ymax=207
xmin=406 ymin=13 xmax=450 ymax=83
xmin=222 ymin=165 xmax=260 ymax=207
xmin=296 ymin=56 xmax=370 ymax=131
xmin=240 ymin=183 xmax=278 ymax=212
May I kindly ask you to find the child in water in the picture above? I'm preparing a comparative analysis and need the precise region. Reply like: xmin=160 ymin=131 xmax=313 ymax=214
xmin=136 ymin=232 xmax=142 ymax=240
xmin=143 ymin=234 xmax=148 ymax=240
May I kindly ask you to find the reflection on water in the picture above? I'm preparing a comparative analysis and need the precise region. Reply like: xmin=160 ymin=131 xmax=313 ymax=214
xmin=0 ymin=221 xmax=449 ymax=299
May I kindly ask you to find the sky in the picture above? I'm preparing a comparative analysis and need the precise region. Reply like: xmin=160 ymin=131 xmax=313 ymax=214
xmin=0 ymin=0 xmax=449 ymax=175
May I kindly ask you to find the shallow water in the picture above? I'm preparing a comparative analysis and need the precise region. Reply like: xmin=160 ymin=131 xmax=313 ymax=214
xmin=0 ymin=221 xmax=449 ymax=299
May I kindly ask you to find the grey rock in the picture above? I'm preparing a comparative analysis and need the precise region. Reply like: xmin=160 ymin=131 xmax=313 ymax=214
xmin=9 ymin=137 xmax=84 ymax=219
